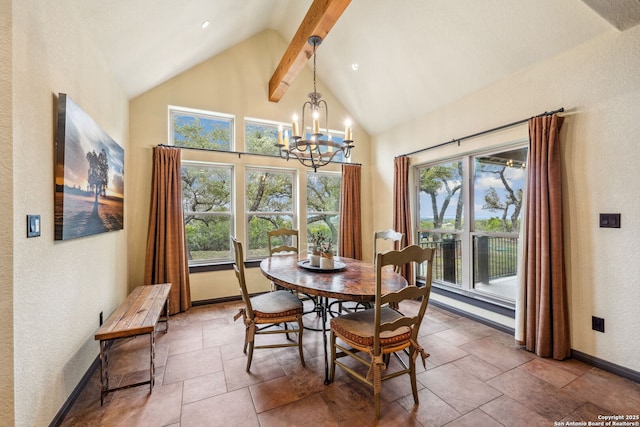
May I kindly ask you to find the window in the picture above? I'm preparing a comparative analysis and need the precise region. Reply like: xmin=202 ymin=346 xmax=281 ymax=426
xmin=306 ymin=171 xmax=342 ymax=253
xmin=170 ymin=106 xmax=233 ymax=151
xmin=245 ymin=118 xmax=348 ymax=163
xmin=173 ymin=110 xmax=348 ymax=268
xmin=245 ymin=119 xmax=288 ymax=156
xmin=181 ymin=163 xmax=233 ymax=265
xmin=245 ymin=168 xmax=296 ymax=258
xmin=416 ymin=144 xmax=528 ymax=304
xmin=471 ymin=147 xmax=527 ymax=300
xmin=417 ymin=159 xmax=464 ymax=287
xmin=323 ymin=133 xmax=347 ymax=163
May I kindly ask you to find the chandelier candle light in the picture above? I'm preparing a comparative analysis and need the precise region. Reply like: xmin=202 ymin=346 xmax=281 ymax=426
xmin=276 ymin=35 xmax=354 ymax=172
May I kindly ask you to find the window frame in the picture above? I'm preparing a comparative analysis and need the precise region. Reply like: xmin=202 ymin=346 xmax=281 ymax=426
xmin=181 ymin=161 xmax=234 ymax=266
xmin=244 ymin=117 xmax=291 ymax=156
xmin=169 ymin=105 xmax=235 ymax=151
xmin=244 ymin=166 xmax=298 ymax=260
xmin=414 ymin=141 xmax=528 ymax=307
xmin=306 ymin=170 xmax=342 ymax=254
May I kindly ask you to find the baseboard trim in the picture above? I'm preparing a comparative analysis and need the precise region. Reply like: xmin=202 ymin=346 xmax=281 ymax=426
xmin=192 ymin=295 xmax=242 ymax=306
xmin=571 ymin=349 xmax=640 ymax=383
xmin=432 ymin=300 xmax=640 ymax=384
xmin=49 ymin=356 xmax=100 ymax=427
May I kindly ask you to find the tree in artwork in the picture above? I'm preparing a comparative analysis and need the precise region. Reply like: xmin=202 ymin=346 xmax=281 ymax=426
xmin=86 ymin=149 xmax=109 ymax=204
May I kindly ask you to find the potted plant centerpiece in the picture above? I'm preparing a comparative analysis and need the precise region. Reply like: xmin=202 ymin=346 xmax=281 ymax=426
xmin=309 ymin=231 xmax=325 ymax=267
xmin=319 ymin=239 xmax=334 ymax=269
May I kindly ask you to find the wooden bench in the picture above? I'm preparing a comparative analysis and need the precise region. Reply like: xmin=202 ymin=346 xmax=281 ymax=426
xmin=94 ymin=283 xmax=171 ymax=404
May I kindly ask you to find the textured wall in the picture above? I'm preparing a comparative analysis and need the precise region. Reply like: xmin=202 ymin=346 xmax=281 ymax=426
xmin=372 ymin=25 xmax=640 ymax=372
xmin=11 ymin=1 xmax=129 ymax=425
xmin=0 ymin=0 xmax=15 ymax=424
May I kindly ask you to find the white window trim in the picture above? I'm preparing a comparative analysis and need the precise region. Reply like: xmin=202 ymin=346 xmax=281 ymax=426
xmin=244 ymin=166 xmax=298 ymax=259
xmin=182 ymin=161 xmax=234 ymax=265
xmin=168 ymin=105 xmax=235 ymax=151
xmin=413 ymin=140 xmax=528 ymax=306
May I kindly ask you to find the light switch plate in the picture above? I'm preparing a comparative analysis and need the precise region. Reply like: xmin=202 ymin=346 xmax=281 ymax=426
xmin=27 ymin=214 xmax=41 ymax=238
xmin=599 ymin=213 xmax=620 ymax=228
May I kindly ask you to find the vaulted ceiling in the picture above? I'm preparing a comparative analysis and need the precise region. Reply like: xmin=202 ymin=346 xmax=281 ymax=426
xmin=75 ymin=0 xmax=639 ymax=135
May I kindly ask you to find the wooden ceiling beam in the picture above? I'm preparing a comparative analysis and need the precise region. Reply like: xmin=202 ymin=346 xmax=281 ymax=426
xmin=268 ymin=0 xmax=351 ymax=102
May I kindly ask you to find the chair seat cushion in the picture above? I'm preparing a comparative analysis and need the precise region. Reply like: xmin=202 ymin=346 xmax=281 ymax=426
xmin=251 ymin=290 xmax=303 ymax=318
xmin=330 ymin=307 xmax=412 ymax=348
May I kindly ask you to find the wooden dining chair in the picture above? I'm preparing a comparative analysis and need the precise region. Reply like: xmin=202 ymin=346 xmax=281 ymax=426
xmin=267 ymin=228 xmax=299 ymax=255
xmin=373 ymin=229 xmax=405 ymax=310
xmin=329 ymin=245 xmax=435 ymax=419
xmin=267 ymin=228 xmax=299 ymax=291
xmin=373 ymin=229 xmax=404 ymax=271
xmin=231 ymin=237 xmax=305 ymax=372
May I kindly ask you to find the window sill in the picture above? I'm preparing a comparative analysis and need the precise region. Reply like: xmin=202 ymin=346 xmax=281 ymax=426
xmin=188 ymin=259 xmax=263 ymax=273
xmin=419 ymin=280 xmax=515 ymax=318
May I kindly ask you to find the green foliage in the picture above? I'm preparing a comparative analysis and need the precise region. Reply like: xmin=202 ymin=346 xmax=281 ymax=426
xmin=420 ymin=219 xmax=435 ymax=229
xmin=419 ymin=162 xmax=463 ymax=229
xmin=181 ymin=165 xmax=232 ymax=260
xmin=246 ymin=170 xmax=293 ymax=212
xmin=307 ymin=173 xmax=340 ymax=212
xmin=247 ymin=216 xmax=293 ymax=257
xmin=477 ymin=160 xmax=525 ymax=233
xmin=174 ymin=116 xmax=230 ymax=150
xmin=185 ymin=217 xmax=231 ymax=255
xmin=475 ymin=217 xmax=508 ymax=232
xmin=419 ymin=164 xmax=455 ymax=194
xmin=306 ymin=173 xmax=341 ymax=244
xmin=246 ymin=124 xmax=279 ymax=156
xmin=182 ymin=166 xmax=231 ymax=213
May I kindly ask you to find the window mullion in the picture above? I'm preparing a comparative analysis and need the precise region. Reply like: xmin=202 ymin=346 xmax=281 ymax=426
xmin=461 ymin=155 xmax=473 ymax=291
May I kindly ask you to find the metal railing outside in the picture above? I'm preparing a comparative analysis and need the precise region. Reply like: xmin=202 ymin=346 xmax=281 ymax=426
xmin=418 ymin=235 xmax=518 ymax=286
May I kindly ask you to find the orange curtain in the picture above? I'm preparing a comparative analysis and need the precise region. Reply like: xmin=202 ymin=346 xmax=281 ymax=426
xmin=338 ymin=164 xmax=362 ymax=259
xmin=520 ymin=114 xmax=570 ymax=359
xmin=394 ymin=156 xmax=415 ymax=283
xmin=144 ymin=146 xmax=191 ymax=315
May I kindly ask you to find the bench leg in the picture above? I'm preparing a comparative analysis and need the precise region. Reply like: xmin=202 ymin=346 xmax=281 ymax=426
xmin=99 ymin=340 xmax=109 ymax=406
xmin=150 ymin=331 xmax=155 ymax=393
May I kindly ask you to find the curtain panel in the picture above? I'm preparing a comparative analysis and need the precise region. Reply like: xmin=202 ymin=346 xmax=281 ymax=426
xmin=394 ymin=156 xmax=415 ymax=283
xmin=519 ymin=114 xmax=570 ymax=359
xmin=144 ymin=146 xmax=191 ymax=315
xmin=338 ymin=164 xmax=362 ymax=260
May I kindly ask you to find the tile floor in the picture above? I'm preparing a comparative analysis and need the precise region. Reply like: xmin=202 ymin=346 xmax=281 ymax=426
xmin=61 ymin=299 xmax=640 ymax=426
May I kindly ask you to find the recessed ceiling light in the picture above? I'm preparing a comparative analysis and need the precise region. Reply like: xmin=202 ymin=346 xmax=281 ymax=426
xmin=201 ymin=20 xmax=210 ymax=29
xmin=351 ymin=63 xmax=359 ymax=71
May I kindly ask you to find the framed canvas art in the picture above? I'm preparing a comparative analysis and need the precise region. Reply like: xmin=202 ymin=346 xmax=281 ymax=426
xmin=55 ymin=93 xmax=124 ymax=240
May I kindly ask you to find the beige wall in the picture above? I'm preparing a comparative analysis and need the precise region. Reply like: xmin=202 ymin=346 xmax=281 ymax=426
xmin=10 ymin=0 xmax=129 ymax=425
xmin=129 ymin=30 xmax=372 ymax=301
xmin=5 ymin=3 xmax=639 ymax=424
xmin=0 ymin=0 xmax=15 ymax=424
xmin=371 ymin=25 xmax=640 ymax=373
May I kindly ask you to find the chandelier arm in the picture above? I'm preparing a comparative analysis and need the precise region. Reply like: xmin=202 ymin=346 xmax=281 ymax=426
xmin=319 ymin=99 xmax=329 ymax=135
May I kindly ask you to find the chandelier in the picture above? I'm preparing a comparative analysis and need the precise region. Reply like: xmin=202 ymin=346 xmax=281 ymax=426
xmin=276 ymin=35 xmax=354 ymax=172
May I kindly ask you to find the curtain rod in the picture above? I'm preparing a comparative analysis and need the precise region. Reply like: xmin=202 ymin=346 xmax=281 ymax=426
xmin=156 ymin=144 xmax=362 ymax=167
xmin=399 ymin=107 xmax=564 ymax=158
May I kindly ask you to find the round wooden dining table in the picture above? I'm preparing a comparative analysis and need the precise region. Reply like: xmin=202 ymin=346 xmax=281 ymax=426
xmin=259 ymin=254 xmax=407 ymax=383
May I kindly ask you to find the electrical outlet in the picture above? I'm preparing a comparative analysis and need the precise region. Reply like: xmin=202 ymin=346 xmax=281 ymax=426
xmin=99 ymin=311 xmax=103 ymax=327
xmin=592 ymin=316 xmax=605 ymax=333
